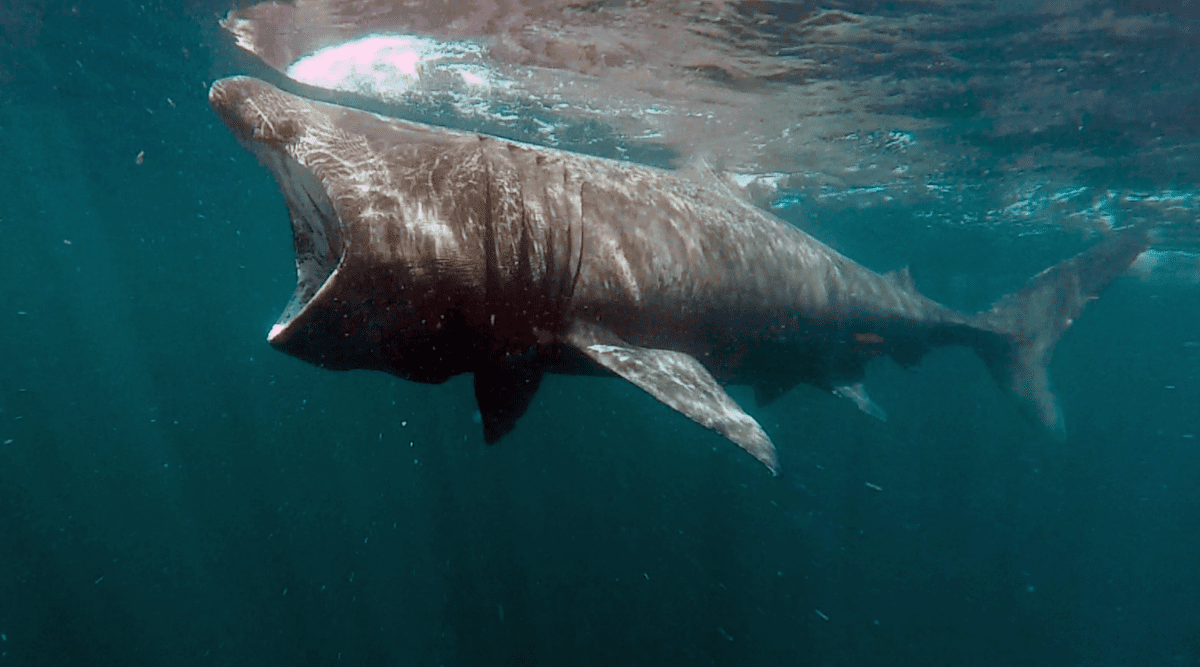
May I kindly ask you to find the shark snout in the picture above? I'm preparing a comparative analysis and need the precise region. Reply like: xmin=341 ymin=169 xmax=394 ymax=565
xmin=210 ymin=77 xmax=344 ymax=351
xmin=209 ymin=76 xmax=302 ymax=147
xmin=208 ymin=76 xmax=258 ymax=137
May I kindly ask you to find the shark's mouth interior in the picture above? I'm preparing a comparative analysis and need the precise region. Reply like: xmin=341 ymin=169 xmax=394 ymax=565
xmin=265 ymin=152 xmax=344 ymax=343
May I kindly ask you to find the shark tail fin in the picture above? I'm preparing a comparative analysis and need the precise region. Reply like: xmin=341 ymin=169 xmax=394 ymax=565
xmin=970 ymin=223 xmax=1153 ymax=435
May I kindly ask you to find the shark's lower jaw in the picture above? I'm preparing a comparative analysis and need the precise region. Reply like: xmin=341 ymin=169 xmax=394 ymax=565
xmin=261 ymin=150 xmax=344 ymax=345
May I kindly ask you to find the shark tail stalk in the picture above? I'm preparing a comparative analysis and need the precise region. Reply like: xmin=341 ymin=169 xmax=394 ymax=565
xmin=969 ymin=223 xmax=1154 ymax=436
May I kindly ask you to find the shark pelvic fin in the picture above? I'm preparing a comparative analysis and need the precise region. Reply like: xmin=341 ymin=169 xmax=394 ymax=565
xmin=753 ymin=379 xmax=796 ymax=407
xmin=833 ymin=382 xmax=888 ymax=422
xmin=567 ymin=321 xmax=779 ymax=474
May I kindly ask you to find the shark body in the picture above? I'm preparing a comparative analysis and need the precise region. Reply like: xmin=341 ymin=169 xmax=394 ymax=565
xmin=210 ymin=76 xmax=1151 ymax=473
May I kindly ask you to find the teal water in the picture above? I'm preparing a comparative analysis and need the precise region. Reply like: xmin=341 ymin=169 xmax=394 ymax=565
xmin=2 ymin=2 xmax=1198 ymax=665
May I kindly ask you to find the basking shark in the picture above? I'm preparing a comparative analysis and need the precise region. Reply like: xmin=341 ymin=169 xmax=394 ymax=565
xmin=209 ymin=76 xmax=1151 ymax=474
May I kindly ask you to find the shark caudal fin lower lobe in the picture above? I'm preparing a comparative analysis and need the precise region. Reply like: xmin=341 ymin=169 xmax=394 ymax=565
xmin=970 ymin=223 xmax=1154 ymax=435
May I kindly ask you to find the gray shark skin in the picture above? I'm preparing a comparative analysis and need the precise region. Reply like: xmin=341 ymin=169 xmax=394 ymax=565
xmin=209 ymin=76 xmax=1152 ymax=475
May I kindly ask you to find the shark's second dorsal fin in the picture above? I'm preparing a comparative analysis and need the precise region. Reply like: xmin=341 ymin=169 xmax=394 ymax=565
xmin=567 ymin=321 xmax=779 ymax=474
xmin=884 ymin=266 xmax=916 ymax=292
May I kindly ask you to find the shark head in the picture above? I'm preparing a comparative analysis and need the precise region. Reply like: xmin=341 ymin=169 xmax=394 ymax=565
xmin=209 ymin=76 xmax=492 ymax=382
xmin=209 ymin=77 xmax=347 ymax=350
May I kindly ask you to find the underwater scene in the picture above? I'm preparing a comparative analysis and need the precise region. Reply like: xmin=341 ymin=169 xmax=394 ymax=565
xmin=1 ymin=1 xmax=1198 ymax=665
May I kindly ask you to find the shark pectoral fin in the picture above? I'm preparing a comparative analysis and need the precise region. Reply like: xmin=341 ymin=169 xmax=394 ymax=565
xmin=567 ymin=322 xmax=779 ymax=475
xmin=833 ymin=382 xmax=888 ymax=422
xmin=473 ymin=362 xmax=545 ymax=444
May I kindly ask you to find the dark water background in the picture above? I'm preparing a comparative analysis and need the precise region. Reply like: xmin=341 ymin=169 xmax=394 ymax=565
xmin=2 ymin=1 xmax=1198 ymax=665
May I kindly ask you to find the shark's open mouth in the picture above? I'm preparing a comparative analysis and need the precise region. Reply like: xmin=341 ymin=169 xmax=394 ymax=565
xmin=264 ymin=152 xmax=344 ymax=344
xmin=208 ymin=77 xmax=348 ymax=346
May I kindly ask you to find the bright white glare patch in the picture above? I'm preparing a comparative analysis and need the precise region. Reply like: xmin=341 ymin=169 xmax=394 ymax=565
xmin=1129 ymin=249 xmax=1200 ymax=285
xmin=287 ymin=34 xmax=499 ymax=101
xmin=457 ymin=66 xmax=490 ymax=88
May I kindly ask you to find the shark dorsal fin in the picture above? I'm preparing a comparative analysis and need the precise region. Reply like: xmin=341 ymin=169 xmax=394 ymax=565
xmin=567 ymin=321 xmax=778 ymax=474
